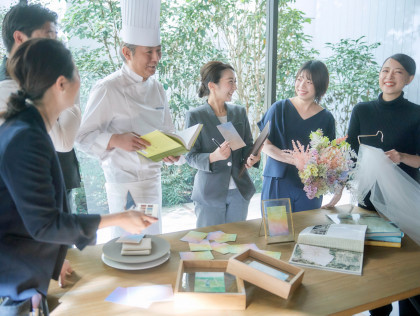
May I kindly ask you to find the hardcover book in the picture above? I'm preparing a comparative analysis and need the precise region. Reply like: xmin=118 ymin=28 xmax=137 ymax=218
xmin=289 ymin=224 xmax=367 ymax=275
xmin=137 ymin=124 xmax=203 ymax=162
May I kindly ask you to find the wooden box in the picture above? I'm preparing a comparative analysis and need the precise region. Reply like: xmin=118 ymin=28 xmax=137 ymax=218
xmin=174 ymin=260 xmax=246 ymax=310
xmin=226 ymin=249 xmax=304 ymax=299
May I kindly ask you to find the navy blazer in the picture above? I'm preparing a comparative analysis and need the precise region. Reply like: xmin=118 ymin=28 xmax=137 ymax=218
xmin=0 ymin=105 xmax=100 ymax=301
xmin=185 ymin=102 xmax=257 ymax=207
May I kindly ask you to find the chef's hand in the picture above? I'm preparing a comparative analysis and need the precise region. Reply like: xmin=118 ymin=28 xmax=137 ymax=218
xmin=107 ymin=132 xmax=151 ymax=152
xmin=58 ymin=259 xmax=73 ymax=288
xmin=209 ymin=141 xmax=231 ymax=163
xmin=162 ymin=155 xmax=181 ymax=163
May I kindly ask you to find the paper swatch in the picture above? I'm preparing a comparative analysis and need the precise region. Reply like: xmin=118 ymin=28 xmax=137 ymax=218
xmin=179 ymin=251 xmax=214 ymax=260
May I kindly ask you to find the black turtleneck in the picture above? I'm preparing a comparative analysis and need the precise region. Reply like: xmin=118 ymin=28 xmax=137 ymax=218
xmin=348 ymin=92 xmax=420 ymax=183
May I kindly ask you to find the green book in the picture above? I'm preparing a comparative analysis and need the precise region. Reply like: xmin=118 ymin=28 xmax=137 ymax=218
xmin=136 ymin=124 xmax=203 ymax=162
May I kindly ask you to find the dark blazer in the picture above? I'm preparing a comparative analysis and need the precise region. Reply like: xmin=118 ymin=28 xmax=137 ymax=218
xmin=185 ymin=102 xmax=257 ymax=207
xmin=0 ymin=106 xmax=100 ymax=301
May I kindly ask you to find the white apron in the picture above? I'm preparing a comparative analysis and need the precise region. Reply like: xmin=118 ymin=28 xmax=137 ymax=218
xmin=105 ymin=177 xmax=162 ymax=239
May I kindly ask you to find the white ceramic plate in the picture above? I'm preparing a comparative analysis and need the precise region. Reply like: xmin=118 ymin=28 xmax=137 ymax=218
xmin=101 ymin=251 xmax=171 ymax=271
xmin=102 ymin=235 xmax=171 ymax=264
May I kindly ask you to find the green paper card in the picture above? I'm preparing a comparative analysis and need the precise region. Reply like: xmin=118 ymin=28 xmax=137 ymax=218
xmin=194 ymin=272 xmax=226 ymax=293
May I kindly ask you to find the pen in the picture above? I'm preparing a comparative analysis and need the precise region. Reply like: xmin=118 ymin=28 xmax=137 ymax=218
xmin=212 ymin=138 xmax=222 ymax=148
xmin=212 ymin=138 xmax=232 ymax=167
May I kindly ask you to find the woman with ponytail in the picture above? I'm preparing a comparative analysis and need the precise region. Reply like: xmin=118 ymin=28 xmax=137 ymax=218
xmin=185 ymin=61 xmax=261 ymax=228
xmin=0 ymin=38 xmax=157 ymax=315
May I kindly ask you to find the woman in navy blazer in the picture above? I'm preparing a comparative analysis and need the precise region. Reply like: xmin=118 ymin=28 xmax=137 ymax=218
xmin=0 ymin=39 xmax=157 ymax=315
xmin=185 ymin=61 xmax=261 ymax=228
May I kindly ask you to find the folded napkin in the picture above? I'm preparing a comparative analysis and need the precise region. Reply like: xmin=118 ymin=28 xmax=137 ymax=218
xmin=121 ymin=238 xmax=152 ymax=256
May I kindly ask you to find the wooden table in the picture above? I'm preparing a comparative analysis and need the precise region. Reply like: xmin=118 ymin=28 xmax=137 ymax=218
xmin=47 ymin=205 xmax=420 ymax=315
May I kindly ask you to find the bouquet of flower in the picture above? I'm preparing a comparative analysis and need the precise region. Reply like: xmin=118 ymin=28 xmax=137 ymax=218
xmin=287 ymin=129 xmax=357 ymax=199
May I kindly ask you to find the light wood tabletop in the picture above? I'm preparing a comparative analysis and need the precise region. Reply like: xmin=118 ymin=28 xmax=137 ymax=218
xmin=47 ymin=205 xmax=420 ymax=315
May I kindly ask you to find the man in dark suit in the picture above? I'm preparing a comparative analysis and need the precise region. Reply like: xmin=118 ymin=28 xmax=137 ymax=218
xmin=0 ymin=3 xmax=82 ymax=211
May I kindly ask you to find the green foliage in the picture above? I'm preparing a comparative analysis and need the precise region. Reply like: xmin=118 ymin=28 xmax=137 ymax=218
xmin=276 ymin=6 xmax=319 ymax=101
xmin=74 ymin=150 xmax=108 ymax=214
xmin=161 ymin=163 xmax=196 ymax=207
xmin=248 ymin=161 xmax=263 ymax=193
xmin=324 ymin=36 xmax=381 ymax=136
xmin=62 ymin=0 xmax=122 ymax=106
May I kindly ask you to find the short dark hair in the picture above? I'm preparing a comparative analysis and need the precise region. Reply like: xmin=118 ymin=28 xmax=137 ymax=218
xmin=199 ymin=61 xmax=234 ymax=98
xmin=2 ymin=4 xmax=57 ymax=53
xmin=384 ymin=54 xmax=416 ymax=76
xmin=3 ymin=38 xmax=75 ymax=119
xmin=295 ymin=60 xmax=329 ymax=104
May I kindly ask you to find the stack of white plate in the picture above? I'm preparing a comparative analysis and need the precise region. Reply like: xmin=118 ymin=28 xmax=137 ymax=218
xmin=102 ymin=235 xmax=171 ymax=270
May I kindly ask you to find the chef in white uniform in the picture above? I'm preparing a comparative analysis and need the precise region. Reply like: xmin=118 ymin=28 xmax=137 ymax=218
xmin=76 ymin=0 xmax=181 ymax=237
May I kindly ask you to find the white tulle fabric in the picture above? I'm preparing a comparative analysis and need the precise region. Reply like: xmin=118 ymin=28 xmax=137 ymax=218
xmin=353 ymin=144 xmax=420 ymax=246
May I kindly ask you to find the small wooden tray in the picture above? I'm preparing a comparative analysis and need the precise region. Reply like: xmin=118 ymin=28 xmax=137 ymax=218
xmin=174 ymin=260 xmax=246 ymax=310
xmin=226 ymin=249 xmax=304 ymax=299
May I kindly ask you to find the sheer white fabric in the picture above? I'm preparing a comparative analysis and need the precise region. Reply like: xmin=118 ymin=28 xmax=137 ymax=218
xmin=353 ymin=144 xmax=420 ymax=246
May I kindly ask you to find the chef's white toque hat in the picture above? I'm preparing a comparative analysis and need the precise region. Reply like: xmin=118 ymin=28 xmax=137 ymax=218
xmin=120 ymin=0 xmax=161 ymax=46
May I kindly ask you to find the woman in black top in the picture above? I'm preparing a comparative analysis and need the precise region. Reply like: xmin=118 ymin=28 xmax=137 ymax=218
xmin=347 ymin=54 xmax=420 ymax=316
xmin=347 ymin=54 xmax=420 ymax=203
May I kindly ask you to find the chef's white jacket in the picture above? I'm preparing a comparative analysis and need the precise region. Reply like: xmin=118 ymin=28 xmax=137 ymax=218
xmin=76 ymin=63 xmax=176 ymax=184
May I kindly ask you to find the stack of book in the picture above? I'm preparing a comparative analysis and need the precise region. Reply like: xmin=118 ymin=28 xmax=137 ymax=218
xmin=327 ymin=213 xmax=403 ymax=248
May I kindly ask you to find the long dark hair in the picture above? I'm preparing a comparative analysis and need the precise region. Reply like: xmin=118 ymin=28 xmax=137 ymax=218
xmin=198 ymin=61 xmax=234 ymax=98
xmin=2 ymin=38 xmax=75 ymax=120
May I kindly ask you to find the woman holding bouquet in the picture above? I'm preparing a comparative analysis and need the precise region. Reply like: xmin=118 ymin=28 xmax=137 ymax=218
xmin=258 ymin=60 xmax=338 ymax=212
xmin=347 ymin=53 xmax=420 ymax=316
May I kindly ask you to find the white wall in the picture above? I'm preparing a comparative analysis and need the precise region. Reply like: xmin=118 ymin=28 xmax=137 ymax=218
xmin=290 ymin=0 xmax=420 ymax=104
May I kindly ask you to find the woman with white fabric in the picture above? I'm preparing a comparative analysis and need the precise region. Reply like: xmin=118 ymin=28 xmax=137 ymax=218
xmin=347 ymin=54 xmax=420 ymax=316
xmin=347 ymin=54 xmax=420 ymax=207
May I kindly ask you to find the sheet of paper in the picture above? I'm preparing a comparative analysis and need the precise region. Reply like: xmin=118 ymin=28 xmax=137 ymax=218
xmin=257 ymin=250 xmax=281 ymax=260
xmin=116 ymin=233 xmax=145 ymax=244
xmin=180 ymin=231 xmax=208 ymax=243
xmin=206 ymin=231 xmax=225 ymax=241
xmin=210 ymin=242 xmax=230 ymax=254
xmin=266 ymin=205 xmax=290 ymax=237
xmin=179 ymin=251 xmax=214 ymax=260
xmin=214 ymin=233 xmax=237 ymax=243
xmin=216 ymin=122 xmax=246 ymax=151
xmin=248 ymin=261 xmax=289 ymax=281
xmin=228 ymin=243 xmax=259 ymax=254
xmin=105 ymin=285 xmax=173 ymax=309
xmin=194 ymin=272 xmax=226 ymax=293
xmin=135 ymin=203 xmax=159 ymax=217
xmin=189 ymin=240 xmax=212 ymax=251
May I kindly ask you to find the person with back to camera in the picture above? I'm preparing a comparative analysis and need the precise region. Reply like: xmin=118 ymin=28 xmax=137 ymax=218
xmin=258 ymin=60 xmax=341 ymax=212
xmin=346 ymin=53 xmax=420 ymax=316
xmin=185 ymin=61 xmax=261 ymax=228
xmin=0 ymin=38 xmax=157 ymax=316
